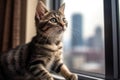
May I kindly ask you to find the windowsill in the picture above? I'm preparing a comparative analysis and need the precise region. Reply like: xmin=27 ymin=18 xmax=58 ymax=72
xmin=52 ymin=74 xmax=104 ymax=80
xmin=77 ymin=74 xmax=104 ymax=80
xmin=52 ymin=74 xmax=65 ymax=80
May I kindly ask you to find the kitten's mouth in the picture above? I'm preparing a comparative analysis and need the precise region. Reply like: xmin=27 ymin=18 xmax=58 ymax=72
xmin=58 ymin=29 xmax=65 ymax=33
xmin=60 ymin=27 xmax=66 ymax=31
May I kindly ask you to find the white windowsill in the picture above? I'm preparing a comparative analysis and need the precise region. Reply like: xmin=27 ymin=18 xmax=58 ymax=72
xmin=52 ymin=74 xmax=65 ymax=80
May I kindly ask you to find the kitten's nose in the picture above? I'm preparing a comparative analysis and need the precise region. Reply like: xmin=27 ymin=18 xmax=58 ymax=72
xmin=59 ymin=23 xmax=64 ymax=27
xmin=59 ymin=23 xmax=66 ymax=30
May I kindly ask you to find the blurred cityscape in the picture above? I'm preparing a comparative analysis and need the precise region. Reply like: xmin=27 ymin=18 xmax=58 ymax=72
xmin=63 ymin=13 xmax=105 ymax=74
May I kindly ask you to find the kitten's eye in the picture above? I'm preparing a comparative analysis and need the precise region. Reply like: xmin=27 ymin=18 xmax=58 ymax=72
xmin=50 ymin=18 xmax=57 ymax=23
xmin=63 ymin=18 xmax=66 ymax=22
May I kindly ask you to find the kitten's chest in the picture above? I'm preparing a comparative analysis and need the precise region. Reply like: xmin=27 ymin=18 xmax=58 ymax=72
xmin=33 ymin=42 xmax=62 ymax=70
xmin=46 ymin=55 xmax=55 ymax=71
xmin=46 ymin=50 xmax=61 ymax=71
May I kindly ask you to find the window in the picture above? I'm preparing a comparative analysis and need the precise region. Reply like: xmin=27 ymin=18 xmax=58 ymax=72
xmin=62 ymin=0 xmax=105 ymax=75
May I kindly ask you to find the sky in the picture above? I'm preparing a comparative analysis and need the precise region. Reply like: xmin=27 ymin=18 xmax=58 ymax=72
xmin=62 ymin=0 xmax=104 ymax=41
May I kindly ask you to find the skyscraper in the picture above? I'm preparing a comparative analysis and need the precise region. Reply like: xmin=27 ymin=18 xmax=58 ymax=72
xmin=72 ymin=14 xmax=83 ymax=47
xmin=86 ymin=26 xmax=103 ymax=50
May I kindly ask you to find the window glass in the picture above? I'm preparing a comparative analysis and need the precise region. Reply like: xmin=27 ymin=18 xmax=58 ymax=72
xmin=63 ymin=0 xmax=105 ymax=74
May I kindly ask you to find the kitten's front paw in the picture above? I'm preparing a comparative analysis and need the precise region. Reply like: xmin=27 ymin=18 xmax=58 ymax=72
xmin=68 ymin=74 xmax=78 ymax=80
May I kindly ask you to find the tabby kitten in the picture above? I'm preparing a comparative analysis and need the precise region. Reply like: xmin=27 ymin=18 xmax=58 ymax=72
xmin=0 ymin=1 xmax=78 ymax=80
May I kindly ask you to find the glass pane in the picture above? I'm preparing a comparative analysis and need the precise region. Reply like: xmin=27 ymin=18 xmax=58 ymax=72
xmin=63 ymin=0 xmax=105 ymax=74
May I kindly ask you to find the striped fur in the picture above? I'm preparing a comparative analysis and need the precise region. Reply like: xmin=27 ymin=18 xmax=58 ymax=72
xmin=0 ymin=1 xmax=78 ymax=80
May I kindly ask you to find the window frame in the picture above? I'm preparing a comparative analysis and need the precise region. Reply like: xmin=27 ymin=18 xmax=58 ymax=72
xmin=104 ymin=0 xmax=119 ymax=80
xmin=48 ymin=0 xmax=120 ymax=80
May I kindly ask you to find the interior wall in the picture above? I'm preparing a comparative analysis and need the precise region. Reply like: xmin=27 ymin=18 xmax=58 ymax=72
xmin=25 ymin=0 xmax=37 ymax=43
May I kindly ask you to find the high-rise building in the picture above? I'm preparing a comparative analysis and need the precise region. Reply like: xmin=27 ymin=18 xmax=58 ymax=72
xmin=72 ymin=14 xmax=83 ymax=47
xmin=86 ymin=26 xmax=103 ymax=50
xmin=94 ymin=26 xmax=103 ymax=49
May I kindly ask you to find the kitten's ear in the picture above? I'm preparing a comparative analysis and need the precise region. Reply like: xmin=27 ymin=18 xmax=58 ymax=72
xmin=59 ymin=3 xmax=65 ymax=14
xmin=35 ymin=1 xmax=48 ymax=20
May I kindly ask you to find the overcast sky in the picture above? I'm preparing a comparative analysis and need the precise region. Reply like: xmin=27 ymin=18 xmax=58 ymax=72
xmin=63 ymin=0 xmax=104 ymax=40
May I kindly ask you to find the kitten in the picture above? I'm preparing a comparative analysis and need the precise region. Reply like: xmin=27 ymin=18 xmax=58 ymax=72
xmin=0 ymin=1 xmax=78 ymax=80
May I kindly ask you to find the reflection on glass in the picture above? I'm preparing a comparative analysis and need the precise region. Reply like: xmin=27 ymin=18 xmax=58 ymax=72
xmin=63 ymin=0 xmax=105 ymax=74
